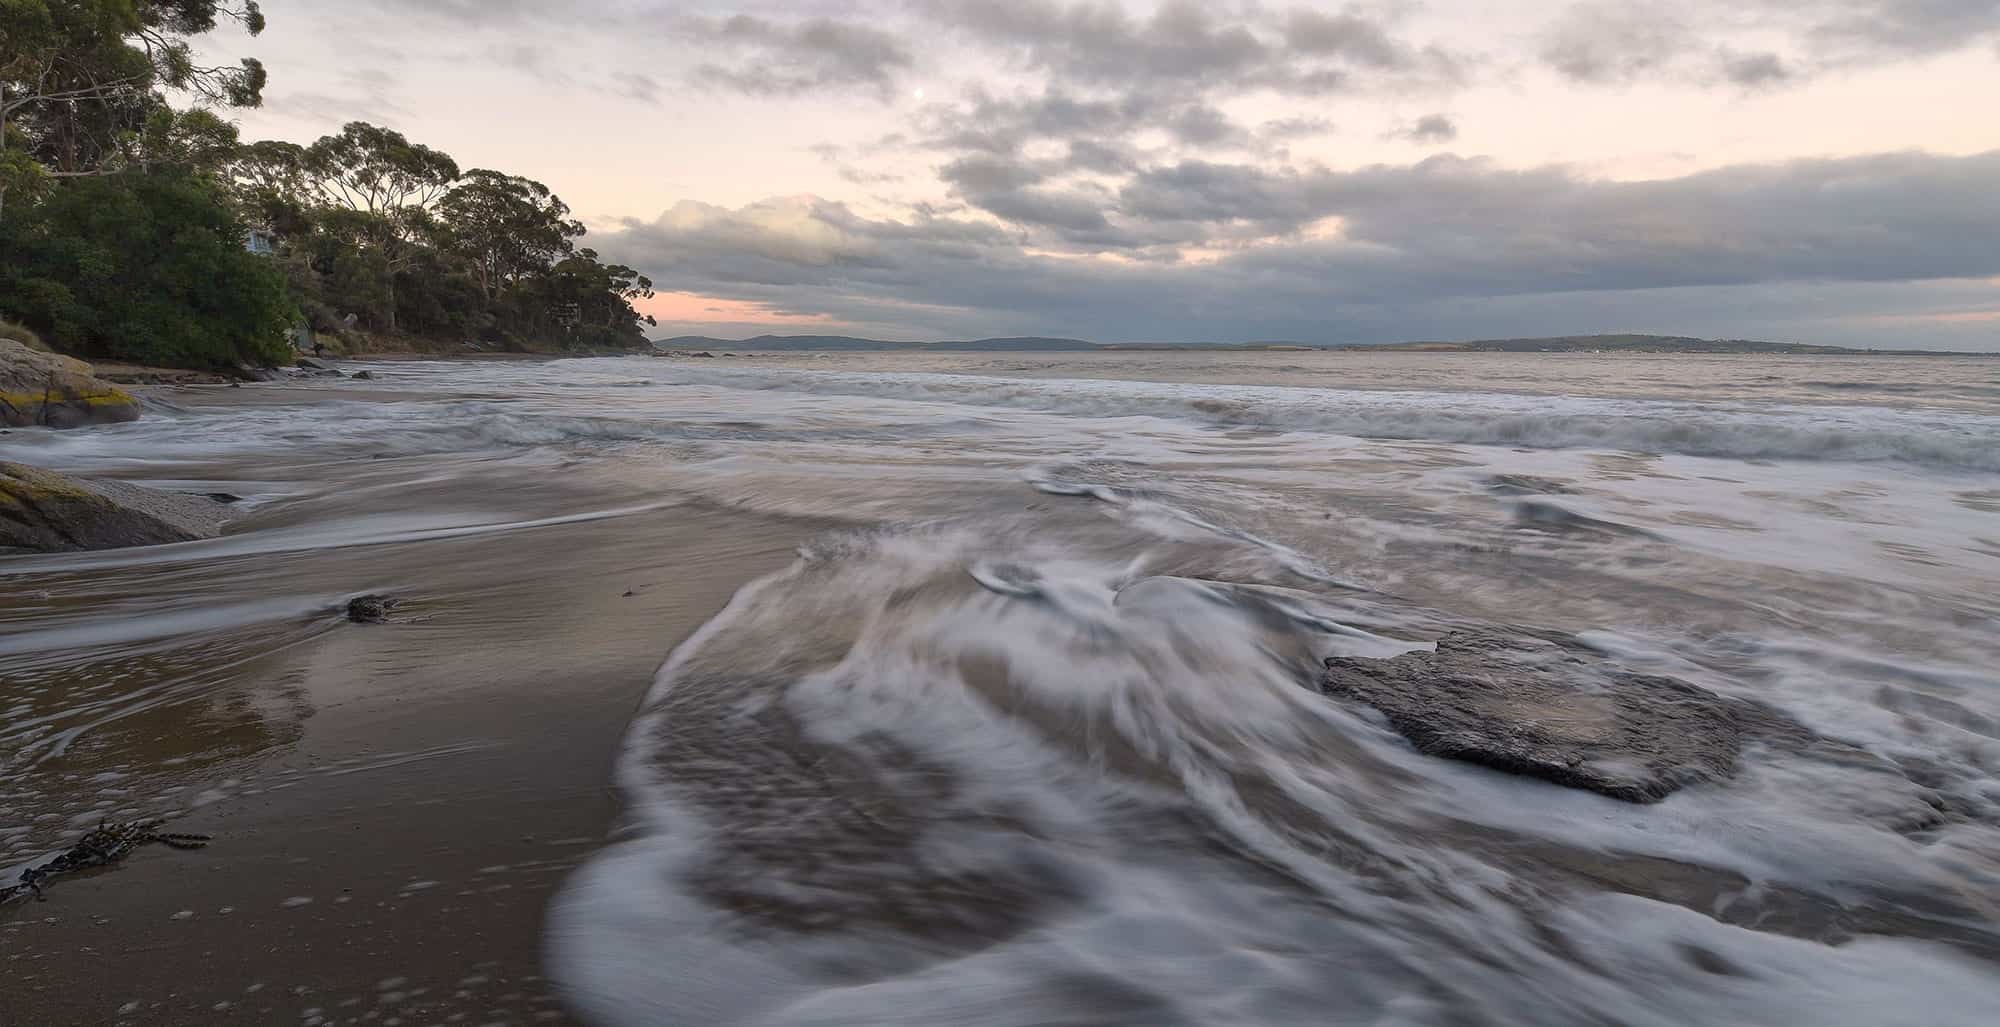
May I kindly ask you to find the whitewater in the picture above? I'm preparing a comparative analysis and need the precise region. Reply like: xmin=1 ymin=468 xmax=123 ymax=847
xmin=5 ymin=349 xmax=1998 ymax=1025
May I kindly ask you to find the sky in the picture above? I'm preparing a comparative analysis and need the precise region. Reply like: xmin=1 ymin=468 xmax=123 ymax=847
xmin=201 ymin=1 xmax=2000 ymax=348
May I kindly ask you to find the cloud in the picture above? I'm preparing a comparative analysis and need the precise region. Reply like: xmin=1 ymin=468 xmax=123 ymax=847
xmin=594 ymin=149 xmax=2000 ymax=346
xmin=921 ymin=0 xmax=1459 ymax=98
xmin=613 ymin=71 xmax=664 ymax=104
xmin=688 ymin=14 xmax=915 ymax=99
xmin=263 ymin=66 xmax=407 ymax=125
xmin=1806 ymin=0 xmax=2000 ymax=59
xmin=1259 ymin=115 xmax=1337 ymax=141
xmin=1396 ymin=113 xmax=1458 ymax=143
xmin=1536 ymin=0 xmax=2000 ymax=87
xmin=1718 ymin=50 xmax=1791 ymax=86
xmin=1539 ymin=3 xmax=1694 ymax=84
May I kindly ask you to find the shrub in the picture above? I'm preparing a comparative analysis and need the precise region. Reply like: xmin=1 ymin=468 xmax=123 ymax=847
xmin=0 ymin=320 xmax=50 ymax=352
xmin=0 ymin=170 xmax=299 ymax=369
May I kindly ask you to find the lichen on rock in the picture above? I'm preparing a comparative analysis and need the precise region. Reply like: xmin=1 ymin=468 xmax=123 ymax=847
xmin=0 ymin=339 xmax=142 ymax=428
xmin=0 ymin=462 xmax=234 ymax=552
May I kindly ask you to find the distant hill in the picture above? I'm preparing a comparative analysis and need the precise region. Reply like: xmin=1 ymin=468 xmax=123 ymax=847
xmin=655 ymin=334 xmax=915 ymax=351
xmin=1344 ymin=334 xmax=1857 ymax=354
xmin=653 ymin=332 xmax=1985 ymax=355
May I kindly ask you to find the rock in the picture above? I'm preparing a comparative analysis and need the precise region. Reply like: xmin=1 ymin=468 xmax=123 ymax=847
xmin=1487 ymin=474 xmax=1576 ymax=495
xmin=295 ymin=357 xmax=327 ymax=370
xmin=1512 ymin=500 xmax=1659 ymax=540
xmin=346 ymin=594 xmax=400 ymax=623
xmin=0 ymin=339 xmax=142 ymax=429
xmin=352 ymin=370 xmax=376 ymax=380
xmin=198 ymin=492 xmax=245 ymax=504
xmin=1321 ymin=631 xmax=1806 ymax=803
xmin=0 ymin=462 xmax=234 ymax=552
xmin=89 ymin=364 xmax=235 ymax=386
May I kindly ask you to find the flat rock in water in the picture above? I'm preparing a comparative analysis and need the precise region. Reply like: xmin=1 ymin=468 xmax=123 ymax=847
xmin=1487 ymin=474 xmax=1576 ymax=495
xmin=0 ymin=339 xmax=142 ymax=428
xmin=1322 ymin=632 xmax=1803 ymax=803
xmin=0 ymin=462 xmax=233 ymax=552
xmin=1512 ymin=500 xmax=1659 ymax=540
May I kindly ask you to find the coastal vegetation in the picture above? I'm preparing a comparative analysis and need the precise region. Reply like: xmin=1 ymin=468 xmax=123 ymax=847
xmin=0 ymin=1 xmax=656 ymax=370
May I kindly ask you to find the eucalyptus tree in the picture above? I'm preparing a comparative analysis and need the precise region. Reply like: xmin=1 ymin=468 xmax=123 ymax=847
xmin=1 ymin=0 xmax=268 ymax=215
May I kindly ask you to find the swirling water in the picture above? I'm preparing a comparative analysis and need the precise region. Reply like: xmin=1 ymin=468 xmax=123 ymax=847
xmin=5 ymin=350 xmax=1999 ymax=1024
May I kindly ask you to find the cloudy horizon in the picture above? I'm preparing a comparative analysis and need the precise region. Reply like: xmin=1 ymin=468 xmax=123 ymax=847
xmin=206 ymin=1 xmax=2000 ymax=349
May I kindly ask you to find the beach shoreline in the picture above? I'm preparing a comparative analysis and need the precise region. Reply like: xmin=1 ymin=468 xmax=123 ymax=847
xmin=0 ymin=386 xmax=825 ymax=1024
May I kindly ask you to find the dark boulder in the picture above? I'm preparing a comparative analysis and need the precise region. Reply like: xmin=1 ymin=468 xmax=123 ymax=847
xmin=346 ymin=594 xmax=400 ymax=623
xmin=1321 ymin=632 xmax=1804 ymax=802
xmin=1 ymin=462 xmax=233 ymax=552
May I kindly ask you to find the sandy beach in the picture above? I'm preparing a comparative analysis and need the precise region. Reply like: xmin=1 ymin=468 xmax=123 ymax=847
xmin=0 ymin=388 xmax=824 ymax=1024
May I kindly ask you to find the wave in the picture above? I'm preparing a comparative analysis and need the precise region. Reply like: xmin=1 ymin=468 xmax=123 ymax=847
xmin=550 ymin=520 xmax=2000 ymax=1027
xmin=653 ymin=365 xmax=2000 ymax=472
xmin=14 ymin=361 xmax=1995 ymax=474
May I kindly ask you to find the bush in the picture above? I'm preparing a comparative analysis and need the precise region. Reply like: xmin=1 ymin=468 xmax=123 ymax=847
xmin=0 ymin=320 xmax=50 ymax=352
xmin=0 ymin=170 xmax=298 ymax=369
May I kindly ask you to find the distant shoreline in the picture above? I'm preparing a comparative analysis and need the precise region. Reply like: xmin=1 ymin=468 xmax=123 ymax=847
xmin=652 ymin=332 xmax=1998 ymax=357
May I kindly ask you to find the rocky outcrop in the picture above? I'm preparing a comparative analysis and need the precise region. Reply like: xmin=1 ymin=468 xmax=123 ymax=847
xmin=0 ymin=462 xmax=234 ymax=552
xmin=1322 ymin=632 xmax=1804 ymax=802
xmin=0 ymin=339 xmax=142 ymax=428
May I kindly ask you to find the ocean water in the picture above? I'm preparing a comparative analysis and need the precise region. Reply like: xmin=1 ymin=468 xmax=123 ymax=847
xmin=6 ymin=350 xmax=2000 ymax=1024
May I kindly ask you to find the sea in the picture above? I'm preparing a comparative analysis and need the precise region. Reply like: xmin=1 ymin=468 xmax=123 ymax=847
xmin=4 ymin=349 xmax=1999 ymax=1025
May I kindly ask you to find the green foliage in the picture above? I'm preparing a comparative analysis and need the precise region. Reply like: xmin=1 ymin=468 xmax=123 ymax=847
xmin=2 ymin=1 xmax=268 ymax=211
xmin=436 ymin=169 xmax=585 ymax=302
xmin=4 ymin=0 xmax=654 ymax=370
xmin=302 ymin=121 xmax=459 ymax=214
xmin=0 ymin=168 xmax=296 ymax=368
xmin=246 ymin=126 xmax=653 ymax=352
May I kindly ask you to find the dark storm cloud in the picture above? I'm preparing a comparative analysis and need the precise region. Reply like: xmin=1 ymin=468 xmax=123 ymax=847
xmin=597 ymin=149 xmax=2000 ymax=344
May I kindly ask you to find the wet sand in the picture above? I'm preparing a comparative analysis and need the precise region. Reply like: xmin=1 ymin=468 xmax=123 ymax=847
xmin=1 ymin=461 xmax=820 ymax=1025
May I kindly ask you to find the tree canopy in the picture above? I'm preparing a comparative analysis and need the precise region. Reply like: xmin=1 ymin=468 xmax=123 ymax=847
xmin=0 ymin=166 xmax=296 ymax=368
xmin=1 ymin=0 xmax=267 ymax=212
xmin=1 ymin=5 xmax=659 ymax=368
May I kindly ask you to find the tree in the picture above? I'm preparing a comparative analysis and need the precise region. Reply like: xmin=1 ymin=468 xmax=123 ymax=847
xmin=435 ymin=169 xmax=583 ymax=304
xmin=0 ymin=0 xmax=268 ymax=215
xmin=0 ymin=166 xmax=297 ymax=368
xmin=508 ymin=247 xmax=657 ymax=349
xmin=300 ymin=121 xmax=458 ymax=215
xmin=225 ymin=136 xmax=312 ymax=235
xmin=284 ymin=122 xmax=460 ymax=329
